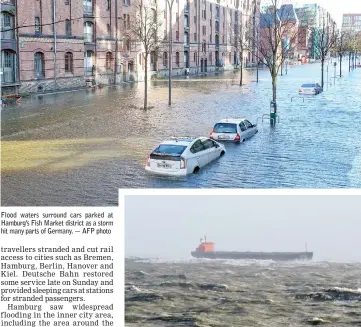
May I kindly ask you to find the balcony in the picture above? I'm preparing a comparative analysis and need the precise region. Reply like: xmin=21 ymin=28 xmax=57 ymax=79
xmin=84 ymin=33 xmax=95 ymax=43
xmin=83 ymin=5 xmax=94 ymax=17
xmin=0 ymin=0 xmax=15 ymax=12
xmin=1 ymin=38 xmax=17 ymax=52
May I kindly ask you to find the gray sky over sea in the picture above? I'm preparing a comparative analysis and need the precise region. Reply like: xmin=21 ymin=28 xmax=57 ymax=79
xmin=125 ymin=195 xmax=361 ymax=262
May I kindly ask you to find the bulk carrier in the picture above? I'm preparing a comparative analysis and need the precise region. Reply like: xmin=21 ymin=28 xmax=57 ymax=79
xmin=191 ymin=237 xmax=313 ymax=261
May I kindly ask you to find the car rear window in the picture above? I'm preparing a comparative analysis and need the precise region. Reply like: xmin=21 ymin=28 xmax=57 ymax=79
xmin=152 ymin=144 xmax=187 ymax=155
xmin=214 ymin=123 xmax=237 ymax=133
xmin=301 ymin=84 xmax=316 ymax=87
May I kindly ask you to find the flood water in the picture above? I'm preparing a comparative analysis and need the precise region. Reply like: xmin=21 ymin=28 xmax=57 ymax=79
xmin=125 ymin=258 xmax=361 ymax=327
xmin=1 ymin=62 xmax=361 ymax=206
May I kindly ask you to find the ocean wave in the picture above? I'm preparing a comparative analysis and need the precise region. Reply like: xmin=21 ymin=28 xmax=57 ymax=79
xmin=159 ymin=273 xmax=187 ymax=280
xmin=295 ymin=287 xmax=361 ymax=302
xmin=159 ymin=281 xmax=229 ymax=291
xmin=126 ymin=292 xmax=165 ymax=302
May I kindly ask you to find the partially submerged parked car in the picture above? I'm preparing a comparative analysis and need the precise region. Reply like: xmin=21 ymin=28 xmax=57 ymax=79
xmin=298 ymin=83 xmax=323 ymax=95
xmin=210 ymin=118 xmax=258 ymax=143
xmin=145 ymin=137 xmax=226 ymax=176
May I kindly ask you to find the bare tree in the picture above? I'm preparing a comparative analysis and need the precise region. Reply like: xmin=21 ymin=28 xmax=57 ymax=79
xmin=244 ymin=1 xmax=310 ymax=104
xmin=333 ymin=30 xmax=351 ymax=77
xmin=313 ymin=12 xmax=337 ymax=87
xmin=129 ymin=0 xmax=163 ymax=109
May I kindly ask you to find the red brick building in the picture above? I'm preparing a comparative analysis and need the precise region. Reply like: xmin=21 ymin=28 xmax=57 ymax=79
xmin=1 ymin=0 xmax=260 ymax=94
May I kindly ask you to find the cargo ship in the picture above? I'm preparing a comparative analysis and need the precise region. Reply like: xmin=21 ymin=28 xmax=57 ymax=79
xmin=191 ymin=237 xmax=313 ymax=261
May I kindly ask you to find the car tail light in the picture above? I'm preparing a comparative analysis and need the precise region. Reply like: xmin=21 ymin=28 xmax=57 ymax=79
xmin=146 ymin=155 xmax=150 ymax=167
xmin=180 ymin=158 xmax=186 ymax=169
xmin=234 ymin=133 xmax=240 ymax=141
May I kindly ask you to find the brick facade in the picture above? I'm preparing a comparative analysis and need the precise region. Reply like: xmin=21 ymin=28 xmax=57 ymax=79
xmin=4 ymin=0 xmax=260 ymax=94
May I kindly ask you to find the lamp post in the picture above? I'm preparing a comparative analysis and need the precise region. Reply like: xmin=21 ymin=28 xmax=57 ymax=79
xmin=166 ymin=0 xmax=175 ymax=106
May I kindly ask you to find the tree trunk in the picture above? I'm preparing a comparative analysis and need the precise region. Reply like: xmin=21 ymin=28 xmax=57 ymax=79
xmin=240 ymin=56 xmax=243 ymax=86
xmin=321 ymin=58 xmax=324 ymax=88
xmin=272 ymin=73 xmax=277 ymax=103
xmin=339 ymin=54 xmax=342 ymax=77
xmin=144 ymin=54 xmax=148 ymax=110
xmin=349 ymin=52 xmax=351 ymax=72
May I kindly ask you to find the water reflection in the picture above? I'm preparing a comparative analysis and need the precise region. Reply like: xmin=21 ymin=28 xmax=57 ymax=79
xmin=1 ymin=63 xmax=361 ymax=205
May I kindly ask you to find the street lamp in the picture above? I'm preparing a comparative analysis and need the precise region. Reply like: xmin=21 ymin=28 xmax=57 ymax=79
xmin=166 ymin=0 xmax=175 ymax=106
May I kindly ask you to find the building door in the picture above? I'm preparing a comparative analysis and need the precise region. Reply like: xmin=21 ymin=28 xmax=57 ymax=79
xmin=84 ymin=51 xmax=94 ymax=76
xmin=1 ymin=50 xmax=15 ymax=83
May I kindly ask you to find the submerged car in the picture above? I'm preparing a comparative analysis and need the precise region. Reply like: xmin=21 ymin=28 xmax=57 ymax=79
xmin=210 ymin=118 xmax=258 ymax=143
xmin=298 ymin=83 xmax=323 ymax=95
xmin=145 ymin=137 xmax=226 ymax=176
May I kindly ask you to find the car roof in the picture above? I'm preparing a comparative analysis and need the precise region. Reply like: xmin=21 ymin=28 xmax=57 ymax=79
xmin=217 ymin=118 xmax=247 ymax=124
xmin=161 ymin=137 xmax=198 ymax=146
xmin=301 ymin=83 xmax=317 ymax=86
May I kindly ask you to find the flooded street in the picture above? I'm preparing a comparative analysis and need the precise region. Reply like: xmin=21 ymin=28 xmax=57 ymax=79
xmin=2 ymin=62 xmax=361 ymax=206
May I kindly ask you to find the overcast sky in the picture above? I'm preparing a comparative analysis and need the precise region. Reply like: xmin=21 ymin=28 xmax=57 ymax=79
xmin=262 ymin=0 xmax=361 ymax=27
xmin=125 ymin=195 xmax=361 ymax=262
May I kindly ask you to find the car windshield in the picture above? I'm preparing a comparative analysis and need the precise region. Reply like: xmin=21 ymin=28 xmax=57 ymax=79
xmin=153 ymin=144 xmax=187 ymax=155
xmin=214 ymin=123 xmax=237 ymax=133
xmin=301 ymin=84 xmax=316 ymax=88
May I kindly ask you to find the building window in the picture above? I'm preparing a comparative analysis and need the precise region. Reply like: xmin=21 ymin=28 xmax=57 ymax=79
xmin=106 ymin=52 xmax=113 ymax=70
xmin=194 ymin=32 xmax=197 ymax=41
xmin=127 ymin=15 xmax=130 ymax=29
xmin=209 ymin=52 xmax=212 ymax=63
xmin=194 ymin=15 xmax=196 ymax=24
xmin=65 ymin=52 xmax=73 ymax=73
xmin=164 ymin=30 xmax=167 ymax=40
xmin=176 ymin=13 xmax=179 ymax=23
xmin=202 ymin=26 xmax=206 ymax=35
xmin=176 ymin=30 xmax=179 ymax=41
xmin=202 ymin=41 xmax=206 ymax=52
xmin=65 ymin=0 xmax=69 ymax=4
xmin=163 ymin=52 xmax=168 ymax=67
xmin=65 ymin=19 xmax=71 ymax=36
xmin=176 ymin=52 xmax=180 ymax=67
xmin=35 ymin=16 xmax=41 ymax=33
xmin=124 ymin=38 xmax=131 ymax=51
xmin=194 ymin=51 xmax=196 ymax=62
xmin=107 ymin=23 xmax=111 ymax=36
xmin=210 ymin=34 xmax=212 ymax=42
xmin=34 ymin=52 xmax=45 ymax=78
xmin=1 ymin=12 xmax=14 ymax=39
xmin=106 ymin=0 xmax=110 ymax=10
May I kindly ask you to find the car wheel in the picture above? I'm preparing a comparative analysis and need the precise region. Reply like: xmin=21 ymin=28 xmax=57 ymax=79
xmin=242 ymin=139 xmax=246 ymax=142
xmin=220 ymin=150 xmax=225 ymax=157
xmin=193 ymin=167 xmax=200 ymax=174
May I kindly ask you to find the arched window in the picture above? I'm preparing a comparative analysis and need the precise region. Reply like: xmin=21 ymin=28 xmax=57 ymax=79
xmin=65 ymin=52 xmax=73 ymax=73
xmin=34 ymin=52 xmax=45 ymax=78
xmin=106 ymin=52 xmax=113 ymax=70
xmin=175 ymin=52 xmax=180 ymax=67
xmin=163 ymin=52 xmax=168 ymax=68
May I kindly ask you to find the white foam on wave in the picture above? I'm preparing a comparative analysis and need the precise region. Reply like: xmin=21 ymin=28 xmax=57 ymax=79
xmin=330 ymin=287 xmax=361 ymax=294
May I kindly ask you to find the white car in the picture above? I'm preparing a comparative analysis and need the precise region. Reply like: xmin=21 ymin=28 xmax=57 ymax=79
xmin=210 ymin=118 xmax=258 ymax=143
xmin=145 ymin=137 xmax=226 ymax=176
xmin=298 ymin=83 xmax=323 ymax=95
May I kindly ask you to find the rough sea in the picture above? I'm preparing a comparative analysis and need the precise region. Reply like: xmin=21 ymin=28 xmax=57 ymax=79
xmin=125 ymin=258 xmax=361 ymax=326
